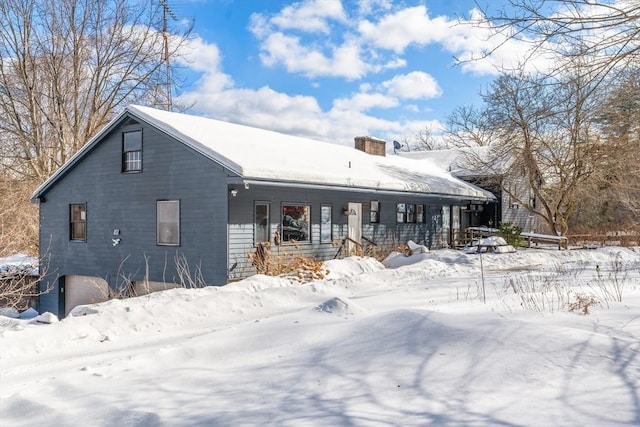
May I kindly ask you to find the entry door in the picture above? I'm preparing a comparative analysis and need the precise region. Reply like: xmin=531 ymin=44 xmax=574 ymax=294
xmin=347 ymin=202 xmax=362 ymax=255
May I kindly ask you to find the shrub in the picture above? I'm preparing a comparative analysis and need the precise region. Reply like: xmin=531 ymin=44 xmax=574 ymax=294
xmin=568 ymin=293 xmax=600 ymax=315
xmin=248 ymin=243 xmax=328 ymax=282
xmin=498 ymin=222 xmax=523 ymax=247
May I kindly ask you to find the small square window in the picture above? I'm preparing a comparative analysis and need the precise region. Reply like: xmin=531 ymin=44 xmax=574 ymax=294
xmin=70 ymin=204 xmax=86 ymax=241
xmin=122 ymin=130 xmax=142 ymax=172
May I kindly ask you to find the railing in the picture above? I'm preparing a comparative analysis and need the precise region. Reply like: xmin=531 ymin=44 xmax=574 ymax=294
xmin=334 ymin=236 xmax=379 ymax=259
xmin=568 ymin=233 xmax=640 ymax=248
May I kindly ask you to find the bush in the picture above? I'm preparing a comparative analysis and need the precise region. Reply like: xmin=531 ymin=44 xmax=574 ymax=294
xmin=248 ymin=242 xmax=328 ymax=282
xmin=498 ymin=222 xmax=523 ymax=247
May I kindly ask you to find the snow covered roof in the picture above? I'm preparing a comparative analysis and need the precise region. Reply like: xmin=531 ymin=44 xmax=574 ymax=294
xmin=398 ymin=146 xmax=506 ymax=178
xmin=32 ymin=105 xmax=495 ymax=201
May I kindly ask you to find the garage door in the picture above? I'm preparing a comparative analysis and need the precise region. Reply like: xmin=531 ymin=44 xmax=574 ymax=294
xmin=64 ymin=275 xmax=109 ymax=316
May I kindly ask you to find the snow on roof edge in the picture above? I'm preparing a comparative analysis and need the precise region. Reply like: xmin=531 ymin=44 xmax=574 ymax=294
xmin=32 ymin=105 xmax=495 ymax=202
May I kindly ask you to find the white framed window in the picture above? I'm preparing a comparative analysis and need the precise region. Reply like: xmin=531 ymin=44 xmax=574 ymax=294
xmin=320 ymin=205 xmax=332 ymax=243
xmin=123 ymin=130 xmax=142 ymax=172
xmin=157 ymin=200 xmax=180 ymax=246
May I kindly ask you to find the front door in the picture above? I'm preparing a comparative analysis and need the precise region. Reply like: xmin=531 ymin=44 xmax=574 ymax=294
xmin=347 ymin=202 xmax=362 ymax=255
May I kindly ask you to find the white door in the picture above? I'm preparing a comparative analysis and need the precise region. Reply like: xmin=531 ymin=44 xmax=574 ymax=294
xmin=347 ymin=202 xmax=362 ymax=255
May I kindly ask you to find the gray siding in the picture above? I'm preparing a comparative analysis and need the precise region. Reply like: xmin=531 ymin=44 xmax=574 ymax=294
xmin=227 ymin=184 xmax=450 ymax=280
xmin=502 ymin=175 xmax=545 ymax=233
xmin=38 ymin=119 xmax=231 ymax=315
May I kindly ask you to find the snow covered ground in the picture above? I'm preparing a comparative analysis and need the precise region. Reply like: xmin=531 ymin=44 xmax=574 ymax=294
xmin=1 ymin=247 xmax=639 ymax=426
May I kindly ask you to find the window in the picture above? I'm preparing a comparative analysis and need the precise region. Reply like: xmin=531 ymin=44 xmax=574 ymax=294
xmin=281 ymin=204 xmax=310 ymax=242
xmin=254 ymin=203 xmax=270 ymax=244
xmin=320 ymin=205 xmax=332 ymax=243
xmin=157 ymin=200 xmax=180 ymax=246
xmin=370 ymin=201 xmax=380 ymax=223
xmin=397 ymin=203 xmax=417 ymax=223
xmin=122 ymin=130 xmax=142 ymax=172
xmin=70 ymin=204 xmax=86 ymax=241
xmin=416 ymin=204 xmax=425 ymax=223
xmin=407 ymin=203 xmax=416 ymax=223
xmin=397 ymin=203 xmax=406 ymax=223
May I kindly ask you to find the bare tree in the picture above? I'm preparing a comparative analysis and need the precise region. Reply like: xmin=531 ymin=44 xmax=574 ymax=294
xmin=0 ymin=0 xmax=191 ymax=256
xmin=0 ymin=0 xmax=191 ymax=183
xmin=446 ymin=105 xmax=496 ymax=148
xmin=457 ymin=1 xmax=639 ymax=235
xmin=0 ymin=253 xmax=50 ymax=310
xmin=411 ymin=125 xmax=438 ymax=151
xmin=571 ymin=67 xmax=640 ymax=229
xmin=0 ymin=174 xmax=39 ymax=257
xmin=458 ymin=64 xmax=609 ymax=236
xmin=475 ymin=0 xmax=640 ymax=81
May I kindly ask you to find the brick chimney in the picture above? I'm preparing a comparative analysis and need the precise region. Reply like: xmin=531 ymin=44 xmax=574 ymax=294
xmin=354 ymin=136 xmax=386 ymax=156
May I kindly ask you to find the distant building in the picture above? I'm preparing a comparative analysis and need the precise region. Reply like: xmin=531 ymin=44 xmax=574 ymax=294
xmin=399 ymin=147 xmax=544 ymax=244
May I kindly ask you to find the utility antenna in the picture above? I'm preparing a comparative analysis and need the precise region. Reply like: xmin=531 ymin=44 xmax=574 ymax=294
xmin=159 ymin=0 xmax=178 ymax=111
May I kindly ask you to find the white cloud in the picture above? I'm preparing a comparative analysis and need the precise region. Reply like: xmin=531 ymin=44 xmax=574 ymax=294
xmin=382 ymin=71 xmax=442 ymax=99
xmin=258 ymin=33 xmax=368 ymax=79
xmin=175 ymin=3 xmax=564 ymax=151
xmin=250 ymin=1 xmax=402 ymax=79
xmin=249 ymin=2 xmax=547 ymax=80
xmin=177 ymin=35 xmax=447 ymax=148
xmin=441 ymin=9 xmax=558 ymax=75
xmin=357 ymin=0 xmax=392 ymax=16
xmin=270 ymin=0 xmax=347 ymax=33
xmin=358 ymin=6 xmax=437 ymax=53
xmin=333 ymin=92 xmax=398 ymax=112
xmin=356 ymin=5 xmax=555 ymax=77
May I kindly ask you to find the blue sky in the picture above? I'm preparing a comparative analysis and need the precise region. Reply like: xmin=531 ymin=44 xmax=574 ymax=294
xmin=166 ymin=0 xmax=537 ymax=148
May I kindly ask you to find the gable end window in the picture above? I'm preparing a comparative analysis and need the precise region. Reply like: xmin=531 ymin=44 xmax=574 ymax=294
xmin=157 ymin=200 xmax=180 ymax=246
xmin=122 ymin=130 xmax=142 ymax=172
xmin=70 ymin=203 xmax=87 ymax=241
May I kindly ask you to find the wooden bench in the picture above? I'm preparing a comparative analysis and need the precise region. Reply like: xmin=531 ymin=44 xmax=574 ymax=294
xmin=521 ymin=231 xmax=568 ymax=250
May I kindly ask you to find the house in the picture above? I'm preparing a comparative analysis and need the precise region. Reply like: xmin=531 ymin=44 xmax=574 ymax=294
xmin=398 ymin=147 xmax=544 ymax=245
xmin=31 ymin=105 xmax=495 ymax=317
